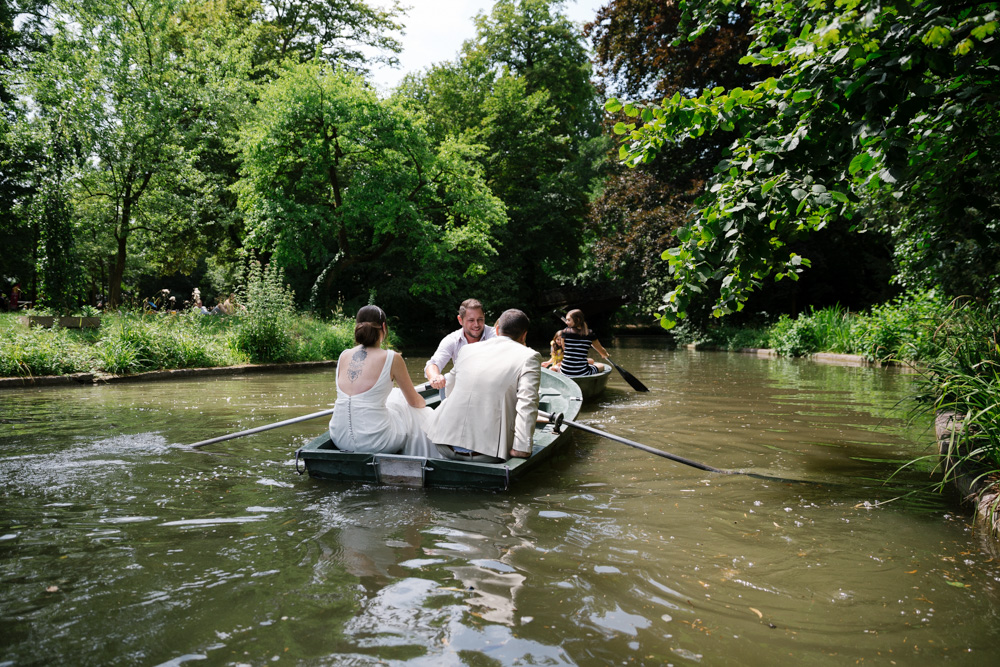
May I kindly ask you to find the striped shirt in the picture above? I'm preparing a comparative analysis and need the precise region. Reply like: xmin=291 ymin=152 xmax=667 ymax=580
xmin=560 ymin=330 xmax=599 ymax=376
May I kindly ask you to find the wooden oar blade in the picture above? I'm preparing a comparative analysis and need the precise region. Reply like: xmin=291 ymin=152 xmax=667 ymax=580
xmin=607 ymin=359 xmax=649 ymax=392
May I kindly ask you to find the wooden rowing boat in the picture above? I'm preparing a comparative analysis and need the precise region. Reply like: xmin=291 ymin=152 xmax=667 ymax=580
xmin=565 ymin=365 xmax=612 ymax=401
xmin=295 ymin=367 xmax=583 ymax=490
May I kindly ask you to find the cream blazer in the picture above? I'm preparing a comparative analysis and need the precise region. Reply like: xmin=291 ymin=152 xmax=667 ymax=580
xmin=429 ymin=336 xmax=542 ymax=459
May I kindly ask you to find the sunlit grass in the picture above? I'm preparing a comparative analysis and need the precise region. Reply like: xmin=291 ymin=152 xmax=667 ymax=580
xmin=0 ymin=311 xmax=355 ymax=378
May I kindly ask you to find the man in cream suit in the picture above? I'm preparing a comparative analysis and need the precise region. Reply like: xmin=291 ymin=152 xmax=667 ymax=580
xmin=430 ymin=309 xmax=541 ymax=463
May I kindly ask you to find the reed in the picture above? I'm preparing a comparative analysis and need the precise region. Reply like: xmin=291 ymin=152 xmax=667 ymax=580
xmin=920 ymin=299 xmax=1000 ymax=488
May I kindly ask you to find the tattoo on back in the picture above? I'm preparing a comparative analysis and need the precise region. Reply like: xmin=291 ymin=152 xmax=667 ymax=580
xmin=347 ymin=348 xmax=367 ymax=382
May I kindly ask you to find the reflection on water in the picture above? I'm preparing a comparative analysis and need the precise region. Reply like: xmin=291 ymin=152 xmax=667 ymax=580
xmin=2 ymin=344 xmax=999 ymax=665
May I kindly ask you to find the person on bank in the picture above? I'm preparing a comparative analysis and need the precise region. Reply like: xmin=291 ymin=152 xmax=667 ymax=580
xmin=328 ymin=305 xmax=439 ymax=458
xmin=429 ymin=308 xmax=541 ymax=463
xmin=559 ymin=309 xmax=610 ymax=377
xmin=424 ymin=298 xmax=496 ymax=390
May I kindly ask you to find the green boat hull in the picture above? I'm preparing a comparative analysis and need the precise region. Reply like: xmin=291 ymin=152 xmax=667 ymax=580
xmin=296 ymin=367 xmax=583 ymax=490
xmin=567 ymin=366 xmax=612 ymax=400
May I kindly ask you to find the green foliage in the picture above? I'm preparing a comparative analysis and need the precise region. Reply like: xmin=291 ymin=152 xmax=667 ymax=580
xmin=681 ymin=290 xmax=947 ymax=360
xmin=856 ymin=290 xmax=945 ymax=362
xmin=235 ymin=62 xmax=505 ymax=314
xmin=919 ymin=300 xmax=1000 ymax=486
xmin=248 ymin=0 xmax=404 ymax=72
xmin=404 ymin=0 xmax=605 ymax=314
xmin=231 ymin=260 xmax=296 ymax=363
xmin=608 ymin=0 xmax=1000 ymax=328
xmin=287 ymin=314 xmax=356 ymax=361
xmin=0 ymin=316 xmax=93 ymax=376
xmin=768 ymin=314 xmax=820 ymax=358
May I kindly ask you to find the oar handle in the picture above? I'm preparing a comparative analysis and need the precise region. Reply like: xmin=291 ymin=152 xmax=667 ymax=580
xmin=190 ymin=408 xmax=335 ymax=449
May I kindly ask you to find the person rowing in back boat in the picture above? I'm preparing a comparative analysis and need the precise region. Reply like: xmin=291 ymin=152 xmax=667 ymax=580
xmin=558 ymin=309 xmax=609 ymax=377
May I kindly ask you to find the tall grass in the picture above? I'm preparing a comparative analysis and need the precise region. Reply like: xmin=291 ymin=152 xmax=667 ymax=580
xmin=919 ymin=300 xmax=1000 ymax=488
xmin=0 ymin=310 xmax=356 ymax=378
xmin=0 ymin=314 xmax=93 ymax=376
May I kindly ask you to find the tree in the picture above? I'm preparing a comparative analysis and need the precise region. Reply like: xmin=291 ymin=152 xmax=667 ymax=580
xmin=402 ymin=0 xmax=605 ymax=313
xmin=250 ymin=0 xmax=403 ymax=71
xmin=234 ymin=62 xmax=505 ymax=313
xmin=584 ymin=0 xmax=759 ymax=318
xmin=610 ymin=0 xmax=1000 ymax=328
xmin=0 ymin=0 xmax=49 ymax=293
xmin=17 ymin=0 xmax=226 ymax=307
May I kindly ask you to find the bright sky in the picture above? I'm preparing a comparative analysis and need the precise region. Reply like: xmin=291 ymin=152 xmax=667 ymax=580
xmin=369 ymin=0 xmax=607 ymax=92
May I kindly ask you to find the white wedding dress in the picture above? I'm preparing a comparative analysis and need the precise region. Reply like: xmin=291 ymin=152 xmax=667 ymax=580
xmin=328 ymin=350 xmax=439 ymax=458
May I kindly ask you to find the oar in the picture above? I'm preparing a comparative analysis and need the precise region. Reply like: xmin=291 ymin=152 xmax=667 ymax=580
xmin=603 ymin=356 xmax=649 ymax=392
xmin=540 ymin=411 xmax=828 ymax=485
xmin=189 ymin=408 xmax=335 ymax=449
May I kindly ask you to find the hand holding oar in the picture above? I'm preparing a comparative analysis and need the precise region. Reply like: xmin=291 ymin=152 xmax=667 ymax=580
xmin=189 ymin=408 xmax=334 ymax=449
xmin=602 ymin=356 xmax=649 ymax=392
xmin=540 ymin=411 xmax=829 ymax=485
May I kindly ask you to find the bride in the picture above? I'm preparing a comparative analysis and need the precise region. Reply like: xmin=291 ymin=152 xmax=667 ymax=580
xmin=329 ymin=305 xmax=438 ymax=458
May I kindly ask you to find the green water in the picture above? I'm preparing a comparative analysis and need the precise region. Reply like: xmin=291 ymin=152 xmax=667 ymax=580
xmin=2 ymin=343 xmax=998 ymax=665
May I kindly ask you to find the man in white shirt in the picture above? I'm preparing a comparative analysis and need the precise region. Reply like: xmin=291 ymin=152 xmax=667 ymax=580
xmin=429 ymin=309 xmax=541 ymax=462
xmin=424 ymin=298 xmax=496 ymax=390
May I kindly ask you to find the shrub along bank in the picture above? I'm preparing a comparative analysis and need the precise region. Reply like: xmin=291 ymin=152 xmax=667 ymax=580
xmin=672 ymin=289 xmax=945 ymax=363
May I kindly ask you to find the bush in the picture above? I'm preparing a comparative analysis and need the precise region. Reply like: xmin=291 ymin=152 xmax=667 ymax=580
xmin=853 ymin=289 xmax=944 ymax=362
xmin=231 ymin=260 xmax=296 ymax=363
xmin=768 ymin=314 xmax=820 ymax=357
xmin=802 ymin=305 xmax=856 ymax=354
xmin=289 ymin=315 xmax=356 ymax=361
xmin=95 ymin=314 xmax=157 ymax=373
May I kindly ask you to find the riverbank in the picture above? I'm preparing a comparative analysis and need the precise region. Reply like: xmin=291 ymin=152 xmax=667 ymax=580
xmin=0 ymin=311 xmax=357 ymax=379
xmin=0 ymin=359 xmax=337 ymax=389
xmin=681 ymin=343 xmax=919 ymax=371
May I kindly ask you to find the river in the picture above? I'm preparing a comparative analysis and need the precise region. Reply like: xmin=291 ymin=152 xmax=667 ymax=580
xmin=1 ymin=340 xmax=997 ymax=665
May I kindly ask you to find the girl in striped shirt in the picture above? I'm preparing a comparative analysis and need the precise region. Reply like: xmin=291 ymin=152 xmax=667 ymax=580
xmin=559 ymin=309 xmax=609 ymax=377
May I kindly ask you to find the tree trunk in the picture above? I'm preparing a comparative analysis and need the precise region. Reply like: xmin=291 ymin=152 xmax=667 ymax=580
xmin=108 ymin=190 xmax=132 ymax=309
xmin=108 ymin=233 xmax=128 ymax=309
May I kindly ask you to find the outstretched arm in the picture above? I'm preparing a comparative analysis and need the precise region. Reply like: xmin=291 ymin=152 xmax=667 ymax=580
xmin=592 ymin=338 xmax=610 ymax=359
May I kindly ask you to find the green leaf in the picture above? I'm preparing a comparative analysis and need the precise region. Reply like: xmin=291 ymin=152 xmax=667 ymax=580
xmin=605 ymin=98 xmax=623 ymax=113
xmin=849 ymin=152 xmax=873 ymax=176
xmin=923 ymin=25 xmax=953 ymax=47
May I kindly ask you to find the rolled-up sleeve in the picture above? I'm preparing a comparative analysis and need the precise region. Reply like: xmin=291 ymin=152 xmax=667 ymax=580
xmin=512 ymin=351 xmax=542 ymax=454
xmin=425 ymin=331 xmax=459 ymax=374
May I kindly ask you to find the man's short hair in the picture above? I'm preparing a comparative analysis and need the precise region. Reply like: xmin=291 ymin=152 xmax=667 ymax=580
xmin=458 ymin=298 xmax=484 ymax=319
xmin=495 ymin=309 xmax=529 ymax=339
